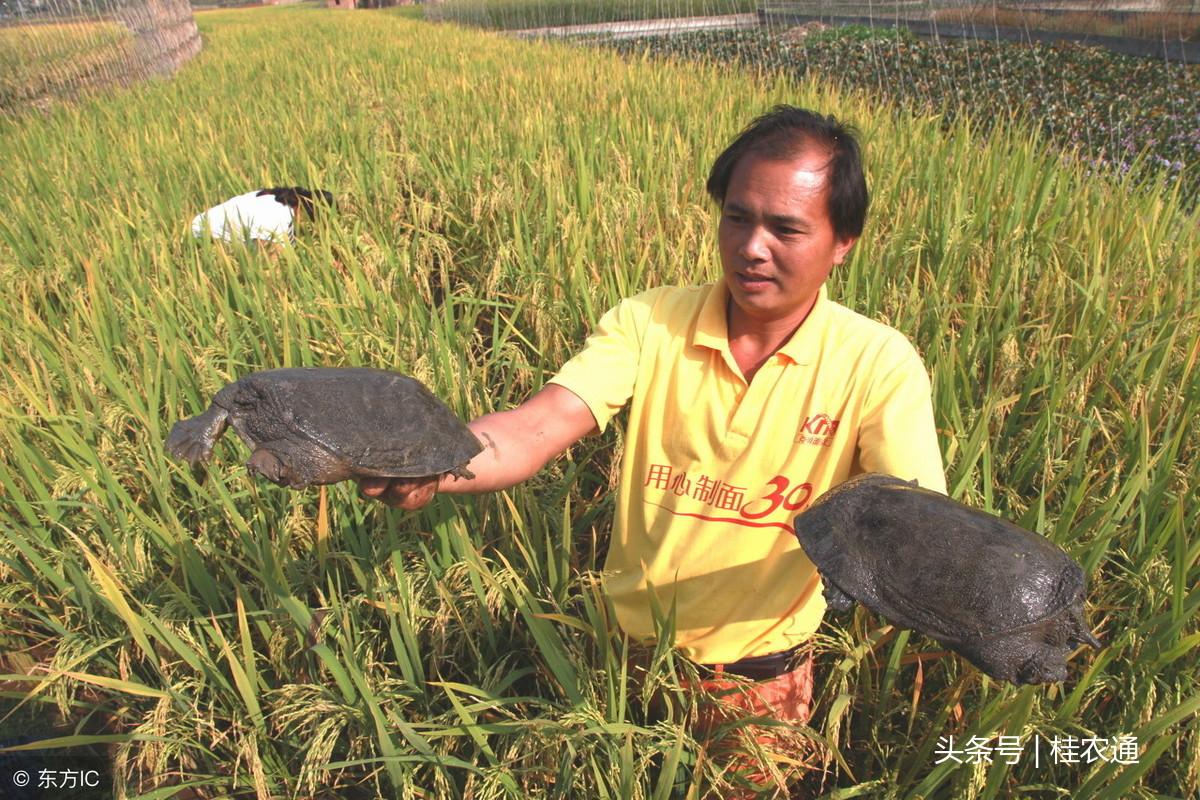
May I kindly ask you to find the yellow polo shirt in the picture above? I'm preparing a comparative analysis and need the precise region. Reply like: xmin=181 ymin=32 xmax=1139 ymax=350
xmin=548 ymin=282 xmax=946 ymax=664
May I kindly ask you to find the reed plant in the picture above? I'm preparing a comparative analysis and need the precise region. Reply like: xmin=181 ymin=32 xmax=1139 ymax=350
xmin=0 ymin=5 xmax=1196 ymax=797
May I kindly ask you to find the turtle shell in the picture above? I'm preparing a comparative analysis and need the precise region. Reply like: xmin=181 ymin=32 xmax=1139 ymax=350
xmin=793 ymin=473 xmax=1100 ymax=684
xmin=168 ymin=367 xmax=482 ymax=488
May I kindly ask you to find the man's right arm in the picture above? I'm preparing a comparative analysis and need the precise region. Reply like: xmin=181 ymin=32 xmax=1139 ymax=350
xmin=357 ymin=383 xmax=599 ymax=509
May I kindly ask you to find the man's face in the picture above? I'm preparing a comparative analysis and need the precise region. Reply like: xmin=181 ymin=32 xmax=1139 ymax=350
xmin=718 ymin=149 xmax=857 ymax=326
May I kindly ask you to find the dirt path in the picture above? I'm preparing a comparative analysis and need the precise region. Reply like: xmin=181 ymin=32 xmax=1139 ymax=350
xmin=509 ymin=13 xmax=759 ymax=40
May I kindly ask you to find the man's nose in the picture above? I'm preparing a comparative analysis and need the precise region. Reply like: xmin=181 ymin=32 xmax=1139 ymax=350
xmin=739 ymin=226 xmax=770 ymax=261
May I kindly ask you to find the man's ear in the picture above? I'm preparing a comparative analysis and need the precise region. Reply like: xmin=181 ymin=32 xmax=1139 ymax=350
xmin=833 ymin=234 xmax=859 ymax=265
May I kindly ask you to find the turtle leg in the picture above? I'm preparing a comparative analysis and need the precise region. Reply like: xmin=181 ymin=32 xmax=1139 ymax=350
xmin=167 ymin=406 xmax=230 ymax=466
xmin=821 ymin=579 xmax=856 ymax=614
xmin=448 ymin=464 xmax=476 ymax=481
xmin=245 ymin=440 xmax=347 ymax=489
xmin=246 ymin=447 xmax=289 ymax=486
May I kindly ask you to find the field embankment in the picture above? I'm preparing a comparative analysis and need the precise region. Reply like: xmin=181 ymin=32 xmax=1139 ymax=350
xmin=0 ymin=21 xmax=134 ymax=110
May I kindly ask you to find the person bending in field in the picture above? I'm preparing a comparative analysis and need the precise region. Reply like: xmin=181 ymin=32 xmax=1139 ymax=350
xmin=191 ymin=186 xmax=334 ymax=247
xmin=359 ymin=105 xmax=946 ymax=795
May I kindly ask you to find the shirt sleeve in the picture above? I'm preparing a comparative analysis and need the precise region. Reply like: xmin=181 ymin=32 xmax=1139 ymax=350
xmin=857 ymin=334 xmax=947 ymax=494
xmin=546 ymin=291 xmax=655 ymax=434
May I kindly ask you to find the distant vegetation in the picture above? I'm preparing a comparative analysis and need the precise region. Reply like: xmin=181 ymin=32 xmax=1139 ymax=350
xmin=602 ymin=25 xmax=1200 ymax=201
xmin=931 ymin=6 xmax=1200 ymax=41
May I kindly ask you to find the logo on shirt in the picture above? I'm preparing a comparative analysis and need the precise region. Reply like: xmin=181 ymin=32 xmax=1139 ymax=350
xmin=796 ymin=413 xmax=839 ymax=446
xmin=643 ymin=464 xmax=815 ymax=532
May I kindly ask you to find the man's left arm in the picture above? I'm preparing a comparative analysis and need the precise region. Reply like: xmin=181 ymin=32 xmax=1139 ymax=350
xmin=856 ymin=335 xmax=947 ymax=494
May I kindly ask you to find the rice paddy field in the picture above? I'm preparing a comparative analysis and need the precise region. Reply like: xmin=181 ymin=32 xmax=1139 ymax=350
xmin=1 ymin=4 xmax=1198 ymax=798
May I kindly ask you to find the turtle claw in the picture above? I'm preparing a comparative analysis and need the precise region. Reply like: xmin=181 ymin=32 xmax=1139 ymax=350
xmin=166 ymin=406 xmax=229 ymax=466
xmin=822 ymin=579 xmax=855 ymax=613
xmin=188 ymin=462 xmax=210 ymax=485
xmin=449 ymin=465 xmax=476 ymax=481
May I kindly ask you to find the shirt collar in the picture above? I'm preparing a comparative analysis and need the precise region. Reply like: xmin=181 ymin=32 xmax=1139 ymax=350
xmin=692 ymin=281 xmax=830 ymax=367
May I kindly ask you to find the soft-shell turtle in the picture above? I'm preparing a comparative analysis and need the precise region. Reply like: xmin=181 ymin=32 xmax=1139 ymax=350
xmin=793 ymin=473 xmax=1101 ymax=685
xmin=167 ymin=368 xmax=481 ymax=489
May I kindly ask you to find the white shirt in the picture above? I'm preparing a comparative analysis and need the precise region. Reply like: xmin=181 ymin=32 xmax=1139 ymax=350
xmin=191 ymin=190 xmax=295 ymax=244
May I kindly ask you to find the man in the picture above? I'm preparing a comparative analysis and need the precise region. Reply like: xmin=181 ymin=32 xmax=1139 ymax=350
xmin=360 ymin=105 xmax=945 ymax=792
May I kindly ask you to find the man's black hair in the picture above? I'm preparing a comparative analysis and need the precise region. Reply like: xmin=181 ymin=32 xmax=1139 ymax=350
xmin=259 ymin=186 xmax=336 ymax=216
xmin=706 ymin=106 xmax=869 ymax=241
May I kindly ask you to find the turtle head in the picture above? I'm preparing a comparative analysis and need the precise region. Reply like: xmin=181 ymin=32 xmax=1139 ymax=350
xmin=1068 ymin=612 xmax=1102 ymax=651
xmin=1011 ymin=608 xmax=1102 ymax=685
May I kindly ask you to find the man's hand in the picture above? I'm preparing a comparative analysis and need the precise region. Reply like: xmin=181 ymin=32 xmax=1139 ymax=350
xmin=357 ymin=475 xmax=439 ymax=510
xmin=354 ymin=384 xmax=598 ymax=509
